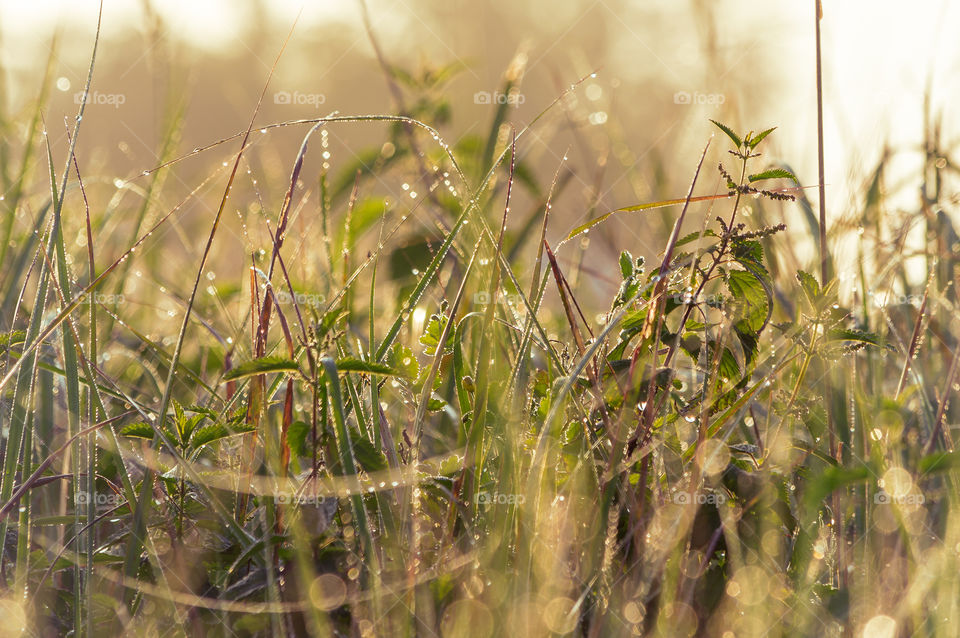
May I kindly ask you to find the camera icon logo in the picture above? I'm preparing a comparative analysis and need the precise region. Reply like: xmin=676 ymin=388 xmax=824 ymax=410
xmin=673 ymin=91 xmax=692 ymax=105
xmin=474 ymin=91 xmax=492 ymax=105
xmin=274 ymin=91 xmax=292 ymax=105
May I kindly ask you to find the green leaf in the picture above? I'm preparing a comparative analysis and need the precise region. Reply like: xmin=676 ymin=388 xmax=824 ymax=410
xmin=0 ymin=330 xmax=26 ymax=350
xmin=349 ymin=428 xmax=388 ymax=473
xmin=181 ymin=414 xmax=206 ymax=446
xmin=619 ymin=251 xmax=634 ymax=278
xmin=726 ymin=270 xmax=770 ymax=334
xmin=185 ymin=405 xmax=218 ymax=420
xmin=735 ymin=328 xmax=760 ymax=368
xmin=746 ymin=127 xmax=776 ymax=150
xmin=734 ymin=248 xmax=773 ymax=321
xmin=386 ymin=343 xmax=420 ymax=379
xmin=732 ymin=239 xmax=765 ymax=267
xmin=710 ymin=119 xmax=742 ymax=148
xmin=747 ymin=168 xmax=798 ymax=184
xmin=419 ymin=312 xmax=451 ymax=356
xmin=796 ymin=270 xmax=821 ymax=308
xmin=374 ymin=210 xmax=469 ymax=362
xmin=334 ymin=358 xmax=399 ymax=377
xmin=802 ymin=463 xmax=871 ymax=526
xmin=613 ymin=274 xmax=641 ymax=311
xmin=287 ymin=420 xmax=311 ymax=458
xmin=173 ymin=401 xmax=185 ymax=433
xmin=717 ymin=346 xmax=741 ymax=383
xmin=119 ymin=422 xmax=155 ymax=439
xmin=223 ymin=356 xmax=300 ymax=381
xmin=919 ymin=450 xmax=960 ymax=474
xmin=192 ymin=421 xmax=256 ymax=449
xmin=189 ymin=424 xmax=232 ymax=449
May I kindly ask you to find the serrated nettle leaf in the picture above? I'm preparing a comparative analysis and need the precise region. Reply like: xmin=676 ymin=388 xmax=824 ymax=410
xmin=710 ymin=119 xmax=742 ymax=148
xmin=189 ymin=424 xmax=232 ymax=449
xmin=747 ymin=168 xmax=798 ymax=184
xmin=726 ymin=270 xmax=771 ymax=335
xmin=349 ymin=428 xmax=388 ymax=473
xmin=185 ymin=404 xmax=218 ymax=420
xmin=620 ymin=308 xmax=648 ymax=332
xmin=562 ymin=420 xmax=583 ymax=445
xmin=181 ymin=414 xmax=206 ymax=446
xmin=229 ymin=421 xmax=258 ymax=435
xmin=730 ymin=244 xmax=773 ymax=335
xmin=734 ymin=328 xmax=760 ymax=367
xmin=119 ymin=422 xmax=155 ymax=439
xmin=222 ymin=356 xmax=301 ymax=381
xmin=619 ymin=250 xmax=634 ymax=278
xmin=173 ymin=400 xmax=185 ymax=431
xmin=796 ymin=270 xmax=821 ymax=308
xmin=680 ymin=334 xmax=702 ymax=360
xmin=419 ymin=312 xmax=452 ymax=356
xmin=732 ymin=239 xmax=765 ymax=266
xmin=287 ymin=420 xmax=311 ymax=458
xmin=414 ymin=361 xmax=445 ymax=393
xmin=718 ymin=346 xmax=741 ymax=382
xmin=387 ymin=342 xmax=420 ymax=380
xmin=746 ymin=127 xmax=776 ymax=150
xmin=737 ymin=258 xmax=772 ymax=295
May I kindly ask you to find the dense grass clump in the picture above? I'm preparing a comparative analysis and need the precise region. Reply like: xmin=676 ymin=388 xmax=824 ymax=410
xmin=2 ymin=7 xmax=960 ymax=638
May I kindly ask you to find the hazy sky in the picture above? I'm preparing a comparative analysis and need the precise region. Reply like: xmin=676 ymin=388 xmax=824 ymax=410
xmin=1 ymin=0 xmax=957 ymax=251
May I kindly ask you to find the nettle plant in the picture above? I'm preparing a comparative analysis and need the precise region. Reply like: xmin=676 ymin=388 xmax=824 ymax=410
xmin=578 ymin=122 xmax=798 ymax=454
xmin=534 ymin=121 xmax=888 ymax=538
xmin=514 ymin=123 xmax=892 ymax=628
